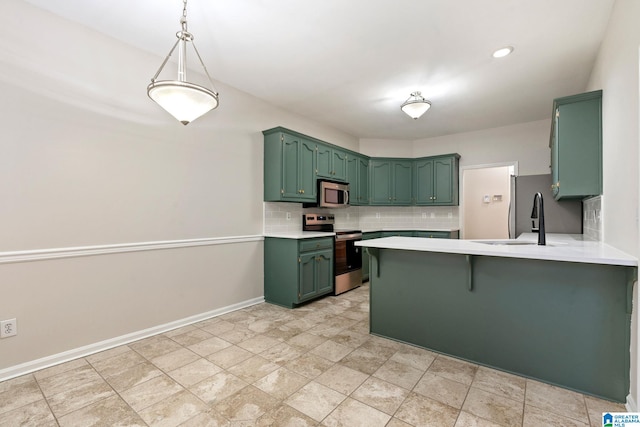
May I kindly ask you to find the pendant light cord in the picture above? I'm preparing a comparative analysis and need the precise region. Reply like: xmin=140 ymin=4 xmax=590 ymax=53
xmin=149 ymin=0 xmax=218 ymax=96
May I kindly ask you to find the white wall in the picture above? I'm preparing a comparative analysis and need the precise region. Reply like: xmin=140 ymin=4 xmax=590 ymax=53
xmin=412 ymin=120 xmax=551 ymax=176
xmin=585 ymin=0 xmax=640 ymax=410
xmin=0 ymin=1 xmax=357 ymax=375
xmin=359 ymin=138 xmax=413 ymax=157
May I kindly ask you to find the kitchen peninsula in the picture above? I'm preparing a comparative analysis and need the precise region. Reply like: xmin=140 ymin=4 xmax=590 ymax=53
xmin=357 ymin=234 xmax=637 ymax=402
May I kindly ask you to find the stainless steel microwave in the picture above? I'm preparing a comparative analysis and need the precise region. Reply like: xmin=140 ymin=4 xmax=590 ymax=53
xmin=319 ymin=180 xmax=350 ymax=208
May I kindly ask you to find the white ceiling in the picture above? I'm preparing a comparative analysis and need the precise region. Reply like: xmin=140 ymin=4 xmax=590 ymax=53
xmin=23 ymin=0 xmax=614 ymax=140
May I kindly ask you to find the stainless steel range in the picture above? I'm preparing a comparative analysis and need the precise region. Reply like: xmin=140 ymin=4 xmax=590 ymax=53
xmin=302 ymin=214 xmax=362 ymax=295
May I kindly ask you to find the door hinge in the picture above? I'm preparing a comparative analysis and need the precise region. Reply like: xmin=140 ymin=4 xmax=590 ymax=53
xmin=298 ymin=257 xmax=301 ymax=263
xmin=555 ymin=109 xmax=560 ymax=118
xmin=280 ymin=135 xmax=284 ymax=142
xmin=281 ymin=189 xmax=284 ymax=194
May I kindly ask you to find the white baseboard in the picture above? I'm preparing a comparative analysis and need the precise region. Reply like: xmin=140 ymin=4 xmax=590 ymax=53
xmin=0 ymin=296 xmax=264 ymax=382
xmin=627 ymin=393 xmax=637 ymax=412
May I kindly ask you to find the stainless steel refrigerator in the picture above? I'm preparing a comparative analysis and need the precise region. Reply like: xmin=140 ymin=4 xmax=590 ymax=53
xmin=462 ymin=170 xmax=582 ymax=239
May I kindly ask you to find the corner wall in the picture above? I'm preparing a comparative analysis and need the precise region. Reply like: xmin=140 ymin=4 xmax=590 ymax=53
xmin=585 ymin=0 xmax=640 ymax=409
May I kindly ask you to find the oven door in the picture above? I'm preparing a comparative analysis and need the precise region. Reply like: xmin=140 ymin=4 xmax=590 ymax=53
xmin=335 ymin=233 xmax=363 ymax=275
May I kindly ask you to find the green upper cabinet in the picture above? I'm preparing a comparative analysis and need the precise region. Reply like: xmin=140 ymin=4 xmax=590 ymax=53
xmin=264 ymin=127 xmax=460 ymax=207
xmin=550 ymin=90 xmax=602 ymax=200
xmin=414 ymin=154 xmax=460 ymax=206
xmin=316 ymin=143 xmax=348 ymax=182
xmin=370 ymin=160 xmax=392 ymax=204
xmin=347 ymin=154 xmax=370 ymax=205
xmin=263 ymin=128 xmax=317 ymax=202
xmin=370 ymin=159 xmax=413 ymax=205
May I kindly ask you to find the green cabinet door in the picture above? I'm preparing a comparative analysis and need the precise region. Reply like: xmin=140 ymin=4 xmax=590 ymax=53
xmin=433 ymin=157 xmax=455 ymax=205
xmin=550 ymin=90 xmax=602 ymax=200
xmin=392 ymin=161 xmax=413 ymax=204
xmin=316 ymin=143 xmax=332 ymax=180
xmin=263 ymin=128 xmax=317 ymax=202
xmin=414 ymin=158 xmax=434 ymax=204
xmin=370 ymin=160 xmax=392 ymax=204
xmin=298 ymin=138 xmax=317 ymax=200
xmin=358 ymin=157 xmax=369 ymax=205
xmin=299 ymin=253 xmax=317 ymax=301
xmin=316 ymin=143 xmax=348 ymax=182
xmin=332 ymin=149 xmax=348 ymax=182
xmin=346 ymin=154 xmax=370 ymax=206
xmin=413 ymin=154 xmax=460 ymax=206
xmin=316 ymin=251 xmax=334 ymax=295
xmin=370 ymin=159 xmax=412 ymax=205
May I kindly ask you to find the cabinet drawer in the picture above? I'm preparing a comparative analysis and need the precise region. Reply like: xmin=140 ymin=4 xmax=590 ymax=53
xmin=414 ymin=231 xmax=450 ymax=239
xmin=299 ymin=238 xmax=334 ymax=253
xmin=381 ymin=231 xmax=414 ymax=238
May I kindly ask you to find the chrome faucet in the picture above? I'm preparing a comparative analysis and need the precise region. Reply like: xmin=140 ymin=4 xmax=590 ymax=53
xmin=530 ymin=192 xmax=546 ymax=245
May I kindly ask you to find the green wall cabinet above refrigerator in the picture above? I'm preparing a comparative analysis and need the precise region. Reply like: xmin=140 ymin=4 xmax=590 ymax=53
xmin=550 ymin=90 xmax=602 ymax=200
xmin=263 ymin=128 xmax=317 ymax=202
xmin=414 ymin=154 xmax=460 ymax=206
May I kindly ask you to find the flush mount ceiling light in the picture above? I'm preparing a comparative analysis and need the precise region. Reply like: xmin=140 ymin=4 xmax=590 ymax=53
xmin=492 ymin=46 xmax=514 ymax=58
xmin=147 ymin=0 xmax=219 ymax=125
xmin=400 ymin=91 xmax=432 ymax=119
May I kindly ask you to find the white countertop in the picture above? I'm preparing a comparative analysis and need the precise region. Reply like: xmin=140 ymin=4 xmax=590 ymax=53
xmin=264 ymin=231 xmax=335 ymax=239
xmin=362 ymin=228 xmax=460 ymax=233
xmin=356 ymin=233 xmax=638 ymax=267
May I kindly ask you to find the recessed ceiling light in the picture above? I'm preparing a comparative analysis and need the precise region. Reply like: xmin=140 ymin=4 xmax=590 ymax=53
xmin=492 ymin=46 xmax=514 ymax=58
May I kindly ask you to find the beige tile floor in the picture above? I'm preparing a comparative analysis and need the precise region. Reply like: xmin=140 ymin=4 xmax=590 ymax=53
xmin=0 ymin=283 xmax=626 ymax=426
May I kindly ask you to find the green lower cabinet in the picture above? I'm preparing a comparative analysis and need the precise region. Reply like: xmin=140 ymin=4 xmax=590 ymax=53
xmin=264 ymin=237 xmax=334 ymax=308
xmin=367 ymin=248 xmax=634 ymax=402
xmin=381 ymin=231 xmax=414 ymax=238
xmin=361 ymin=232 xmax=382 ymax=282
xmin=414 ymin=231 xmax=453 ymax=239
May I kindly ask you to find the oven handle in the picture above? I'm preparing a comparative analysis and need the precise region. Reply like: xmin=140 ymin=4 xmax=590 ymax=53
xmin=335 ymin=233 xmax=363 ymax=241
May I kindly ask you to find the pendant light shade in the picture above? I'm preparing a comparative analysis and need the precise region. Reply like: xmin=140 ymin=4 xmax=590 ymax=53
xmin=148 ymin=81 xmax=218 ymax=125
xmin=147 ymin=0 xmax=219 ymax=125
xmin=401 ymin=91 xmax=431 ymax=119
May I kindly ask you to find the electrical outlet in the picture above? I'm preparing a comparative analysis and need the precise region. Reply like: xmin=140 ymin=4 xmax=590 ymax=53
xmin=0 ymin=318 xmax=17 ymax=338
xmin=430 ymin=212 xmax=436 ymax=219
xmin=422 ymin=213 xmax=427 ymax=219
xmin=375 ymin=212 xmax=380 ymax=219
xmin=285 ymin=212 xmax=291 ymax=220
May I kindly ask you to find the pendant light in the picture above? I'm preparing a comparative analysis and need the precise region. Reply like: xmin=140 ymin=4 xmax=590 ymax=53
xmin=147 ymin=0 xmax=219 ymax=125
xmin=401 ymin=91 xmax=431 ymax=119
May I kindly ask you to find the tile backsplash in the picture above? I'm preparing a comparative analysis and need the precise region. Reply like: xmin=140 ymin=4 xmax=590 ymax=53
xmin=582 ymin=196 xmax=602 ymax=241
xmin=264 ymin=202 xmax=460 ymax=233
